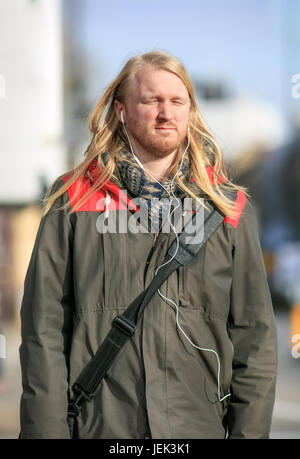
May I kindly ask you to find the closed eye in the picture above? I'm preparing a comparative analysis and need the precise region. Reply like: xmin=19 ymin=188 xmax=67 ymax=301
xmin=141 ymin=97 xmax=160 ymax=104
xmin=171 ymin=99 xmax=186 ymax=105
xmin=141 ymin=97 xmax=187 ymax=105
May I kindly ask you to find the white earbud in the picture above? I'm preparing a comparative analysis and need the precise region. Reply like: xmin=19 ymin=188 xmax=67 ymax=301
xmin=121 ymin=110 xmax=125 ymax=123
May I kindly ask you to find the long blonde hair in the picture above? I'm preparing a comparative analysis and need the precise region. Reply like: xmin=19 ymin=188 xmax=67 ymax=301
xmin=42 ymin=50 xmax=248 ymax=217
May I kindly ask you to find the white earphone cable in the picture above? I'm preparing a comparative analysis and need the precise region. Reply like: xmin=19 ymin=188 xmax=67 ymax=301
xmin=121 ymin=114 xmax=230 ymax=403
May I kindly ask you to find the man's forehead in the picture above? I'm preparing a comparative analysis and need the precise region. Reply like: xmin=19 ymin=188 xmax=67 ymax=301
xmin=129 ymin=65 xmax=189 ymax=96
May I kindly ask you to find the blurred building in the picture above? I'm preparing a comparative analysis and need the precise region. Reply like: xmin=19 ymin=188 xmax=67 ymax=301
xmin=194 ymin=80 xmax=286 ymax=205
xmin=195 ymin=80 xmax=286 ymax=166
xmin=0 ymin=0 xmax=66 ymax=204
xmin=0 ymin=0 xmax=66 ymax=321
xmin=62 ymin=0 xmax=92 ymax=167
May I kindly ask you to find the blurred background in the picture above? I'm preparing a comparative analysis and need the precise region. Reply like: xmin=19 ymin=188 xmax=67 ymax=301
xmin=0 ymin=0 xmax=299 ymax=438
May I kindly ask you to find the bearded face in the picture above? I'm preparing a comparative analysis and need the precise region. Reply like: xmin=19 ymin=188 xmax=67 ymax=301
xmin=116 ymin=65 xmax=190 ymax=161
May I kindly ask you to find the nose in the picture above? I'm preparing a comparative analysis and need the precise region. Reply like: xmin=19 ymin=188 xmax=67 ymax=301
xmin=157 ymin=101 xmax=174 ymax=121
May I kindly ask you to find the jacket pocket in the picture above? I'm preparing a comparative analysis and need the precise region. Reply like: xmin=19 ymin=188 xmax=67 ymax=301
xmin=178 ymin=245 xmax=206 ymax=311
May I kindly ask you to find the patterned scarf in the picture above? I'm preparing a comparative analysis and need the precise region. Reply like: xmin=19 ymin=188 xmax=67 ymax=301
xmin=113 ymin=149 xmax=191 ymax=232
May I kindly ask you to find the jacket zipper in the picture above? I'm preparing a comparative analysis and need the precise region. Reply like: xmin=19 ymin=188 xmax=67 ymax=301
xmin=146 ymin=208 xmax=174 ymax=265
xmin=146 ymin=231 xmax=159 ymax=266
xmin=153 ymin=231 xmax=159 ymax=246
xmin=144 ymin=208 xmax=176 ymax=283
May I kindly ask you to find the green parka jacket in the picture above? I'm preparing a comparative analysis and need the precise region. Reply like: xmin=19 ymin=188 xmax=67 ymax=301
xmin=19 ymin=158 xmax=277 ymax=439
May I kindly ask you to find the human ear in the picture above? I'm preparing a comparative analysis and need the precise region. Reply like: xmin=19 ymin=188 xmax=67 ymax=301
xmin=114 ymin=100 xmax=125 ymax=123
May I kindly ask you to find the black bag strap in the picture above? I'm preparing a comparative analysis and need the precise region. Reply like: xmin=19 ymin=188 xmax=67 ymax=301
xmin=68 ymin=197 xmax=228 ymax=419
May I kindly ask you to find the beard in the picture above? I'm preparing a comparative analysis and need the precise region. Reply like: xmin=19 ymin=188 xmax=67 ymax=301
xmin=126 ymin=118 xmax=186 ymax=158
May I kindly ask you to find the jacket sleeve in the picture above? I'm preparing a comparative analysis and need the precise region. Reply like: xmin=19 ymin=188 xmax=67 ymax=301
xmin=19 ymin=182 xmax=74 ymax=439
xmin=227 ymin=198 xmax=277 ymax=439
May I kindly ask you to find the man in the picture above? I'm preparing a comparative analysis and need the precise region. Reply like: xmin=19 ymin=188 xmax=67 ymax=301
xmin=19 ymin=51 xmax=277 ymax=439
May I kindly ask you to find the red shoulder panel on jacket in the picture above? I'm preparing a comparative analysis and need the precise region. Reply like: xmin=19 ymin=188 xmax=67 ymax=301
xmin=62 ymin=173 xmax=139 ymax=213
xmin=191 ymin=166 xmax=247 ymax=228
xmin=223 ymin=190 xmax=247 ymax=229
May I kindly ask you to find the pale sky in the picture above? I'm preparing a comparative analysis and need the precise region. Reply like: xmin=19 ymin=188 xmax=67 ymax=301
xmin=77 ymin=0 xmax=286 ymax=109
